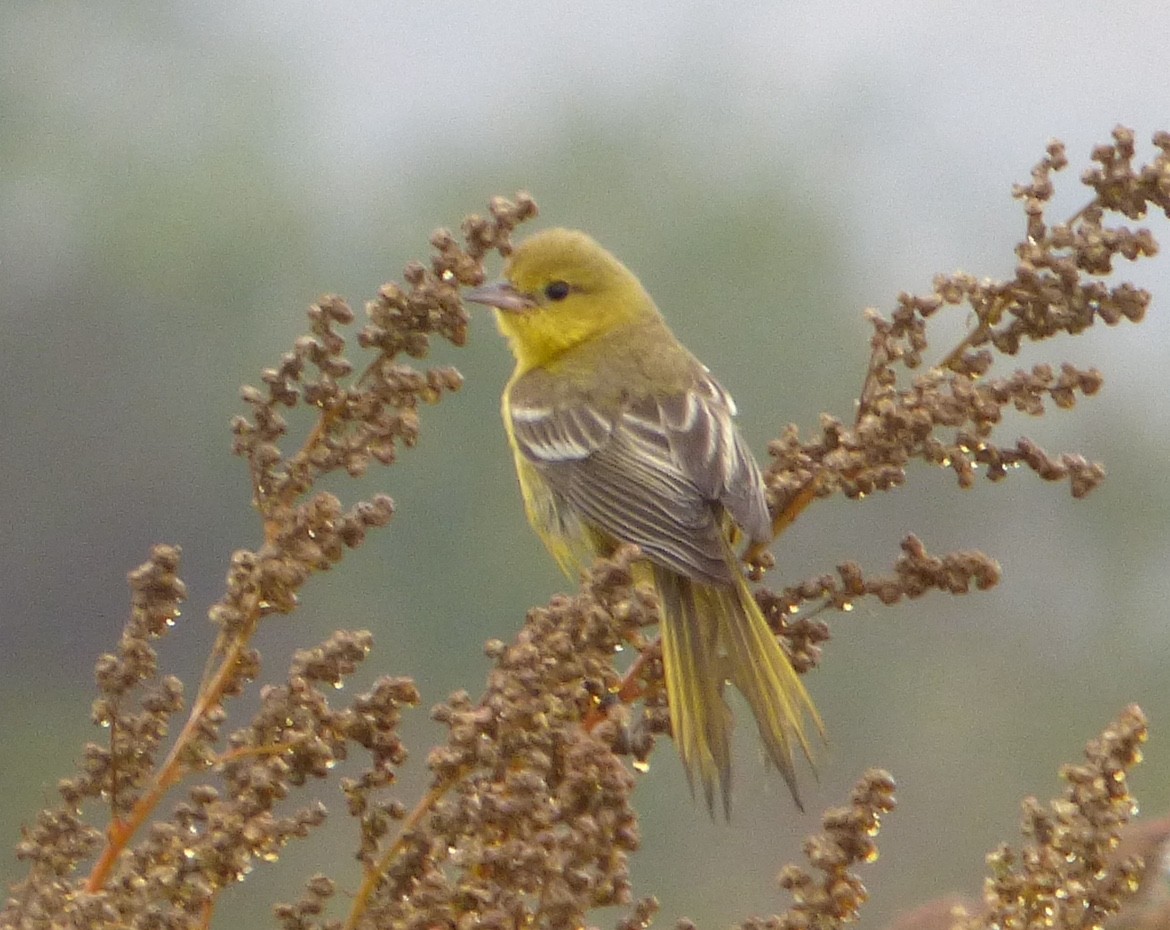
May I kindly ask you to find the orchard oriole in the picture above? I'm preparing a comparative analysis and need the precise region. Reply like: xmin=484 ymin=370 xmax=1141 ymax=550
xmin=466 ymin=228 xmax=821 ymax=814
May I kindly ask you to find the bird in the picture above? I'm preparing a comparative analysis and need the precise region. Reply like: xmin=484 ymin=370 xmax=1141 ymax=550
xmin=465 ymin=227 xmax=821 ymax=814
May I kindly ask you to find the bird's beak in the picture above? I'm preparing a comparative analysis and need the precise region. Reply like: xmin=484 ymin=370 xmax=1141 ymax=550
xmin=463 ymin=280 xmax=537 ymax=313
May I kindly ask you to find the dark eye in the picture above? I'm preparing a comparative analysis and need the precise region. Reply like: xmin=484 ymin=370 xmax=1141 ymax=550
xmin=544 ymin=280 xmax=571 ymax=301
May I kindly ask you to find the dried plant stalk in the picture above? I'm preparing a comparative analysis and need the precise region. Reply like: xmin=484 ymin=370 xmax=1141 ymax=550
xmin=3 ymin=128 xmax=1168 ymax=930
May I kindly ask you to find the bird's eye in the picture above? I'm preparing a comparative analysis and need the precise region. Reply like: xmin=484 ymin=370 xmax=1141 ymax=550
xmin=544 ymin=280 xmax=571 ymax=301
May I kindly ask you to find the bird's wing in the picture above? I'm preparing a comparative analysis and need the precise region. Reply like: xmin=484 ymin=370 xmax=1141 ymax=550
xmin=657 ymin=372 xmax=771 ymax=544
xmin=508 ymin=372 xmax=769 ymax=586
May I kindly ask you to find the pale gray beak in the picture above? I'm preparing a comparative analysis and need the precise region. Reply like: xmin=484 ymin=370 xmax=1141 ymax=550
xmin=463 ymin=280 xmax=537 ymax=313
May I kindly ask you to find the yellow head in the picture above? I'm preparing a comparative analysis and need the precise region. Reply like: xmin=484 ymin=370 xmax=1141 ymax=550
xmin=464 ymin=228 xmax=656 ymax=371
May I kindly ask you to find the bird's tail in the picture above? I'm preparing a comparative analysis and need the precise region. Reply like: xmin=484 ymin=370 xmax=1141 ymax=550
xmin=654 ymin=562 xmax=823 ymax=816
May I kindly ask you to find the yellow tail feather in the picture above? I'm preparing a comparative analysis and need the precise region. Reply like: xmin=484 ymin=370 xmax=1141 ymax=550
xmin=656 ymin=569 xmax=734 ymax=815
xmin=652 ymin=562 xmax=822 ymax=815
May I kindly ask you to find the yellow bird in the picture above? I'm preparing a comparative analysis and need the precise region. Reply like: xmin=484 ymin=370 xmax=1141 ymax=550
xmin=465 ymin=228 xmax=821 ymax=814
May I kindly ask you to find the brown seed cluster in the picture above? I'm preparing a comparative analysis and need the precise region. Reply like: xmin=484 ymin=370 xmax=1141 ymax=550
xmin=761 ymin=126 xmax=1169 ymax=524
xmin=880 ymin=707 xmax=1154 ymax=930
xmin=343 ymin=547 xmax=653 ymax=930
xmin=87 ymin=544 xmax=188 ymax=819
xmin=232 ymin=193 xmax=537 ymax=524
xmin=7 ymin=551 xmax=420 ymax=928
xmin=2 ymin=196 xmax=538 ymax=929
xmin=754 ymin=535 xmax=1001 ymax=674
xmin=726 ymin=770 xmax=897 ymax=930
xmin=971 ymin=704 xmax=1149 ymax=930
xmin=1101 ymin=814 xmax=1170 ymax=930
xmin=750 ymin=127 xmax=1169 ymax=654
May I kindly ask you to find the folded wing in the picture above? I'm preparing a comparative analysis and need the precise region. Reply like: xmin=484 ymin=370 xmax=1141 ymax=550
xmin=508 ymin=371 xmax=769 ymax=586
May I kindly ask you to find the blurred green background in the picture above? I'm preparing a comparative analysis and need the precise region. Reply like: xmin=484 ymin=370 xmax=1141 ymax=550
xmin=3 ymin=3 xmax=1169 ymax=927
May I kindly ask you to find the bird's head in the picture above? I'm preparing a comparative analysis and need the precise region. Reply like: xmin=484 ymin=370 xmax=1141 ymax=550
xmin=465 ymin=228 xmax=654 ymax=371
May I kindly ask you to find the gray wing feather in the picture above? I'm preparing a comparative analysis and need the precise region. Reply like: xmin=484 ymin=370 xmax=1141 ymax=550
xmin=509 ymin=373 xmax=769 ymax=586
xmin=658 ymin=375 xmax=771 ymax=543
